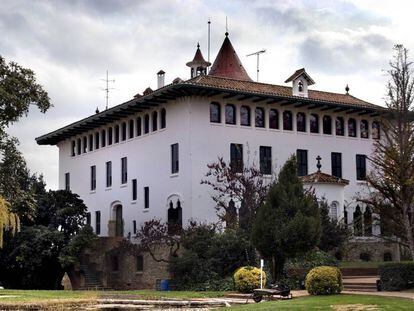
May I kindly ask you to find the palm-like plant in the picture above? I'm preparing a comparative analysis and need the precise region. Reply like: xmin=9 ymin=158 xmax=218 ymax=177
xmin=0 ymin=196 xmax=19 ymax=248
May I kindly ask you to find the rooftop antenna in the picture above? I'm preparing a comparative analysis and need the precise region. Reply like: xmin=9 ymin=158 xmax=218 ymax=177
xmin=225 ymin=16 xmax=228 ymax=33
xmin=246 ymin=49 xmax=266 ymax=82
xmin=101 ymin=70 xmax=115 ymax=110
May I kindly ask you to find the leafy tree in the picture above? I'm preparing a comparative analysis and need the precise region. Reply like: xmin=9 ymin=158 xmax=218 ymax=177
xmin=201 ymin=157 xmax=271 ymax=233
xmin=318 ymin=200 xmax=349 ymax=252
xmin=360 ymin=45 xmax=414 ymax=259
xmin=0 ymin=55 xmax=51 ymax=128
xmin=252 ymin=156 xmax=321 ymax=280
xmin=0 ymin=196 xmax=19 ymax=248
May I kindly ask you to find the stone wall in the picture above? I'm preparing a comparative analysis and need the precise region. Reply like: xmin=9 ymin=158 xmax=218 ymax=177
xmin=79 ymin=237 xmax=170 ymax=290
xmin=342 ymin=238 xmax=400 ymax=262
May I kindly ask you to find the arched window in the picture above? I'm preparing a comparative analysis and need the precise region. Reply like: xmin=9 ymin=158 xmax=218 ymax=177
xmin=121 ymin=122 xmax=127 ymax=141
xmin=283 ymin=111 xmax=292 ymax=130
xmin=136 ymin=117 xmax=142 ymax=136
xmin=83 ymin=136 xmax=87 ymax=153
xmin=226 ymin=199 xmax=237 ymax=229
xmin=95 ymin=132 xmax=100 ymax=149
xmin=77 ymin=138 xmax=81 ymax=155
xmin=360 ymin=120 xmax=369 ymax=138
xmin=108 ymin=127 xmax=113 ymax=145
xmin=310 ymin=114 xmax=319 ymax=133
xmin=152 ymin=111 xmax=158 ymax=131
xmin=168 ymin=199 xmax=182 ymax=235
xmin=71 ymin=140 xmax=76 ymax=156
xmin=115 ymin=125 xmax=120 ymax=143
xmin=298 ymin=80 xmax=304 ymax=92
xmin=225 ymin=104 xmax=236 ymax=125
xmin=144 ymin=114 xmax=150 ymax=134
xmin=372 ymin=121 xmax=380 ymax=139
xmin=353 ymin=205 xmax=363 ymax=236
xmin=364 ymin=206 xmax=372 ymax=236
xmin=330 ymin=201 xmax=338 ymax=221
xmin=269 ymin=109 xmax=279 ymax=129
xmin=101 ymin=129 xmax=106 ymax=147
xmin=383 ymin=252 xmax=392 ymax=262
xmin=210 ymin=102 xmax=221 ymax=123
xmin=240 ymin=106 xmax=251 ymax=126
xmin=161 ymin=108 xmax=166 ymax=129
xmin=348 ymin=118 xmax=356 ymax=137
xmin=336 ymin=116 xmax=344 ymax=136
xmin=129 ymin=119 xmax=134 ymax=138
xmin=297 ymin=112 xmax=306 ymax=132
xmin=89 ymin=134 xmax=93 ymax=151
xmin=255 ymin=107 xmax=265 ymax=128
xmin=323 ymin=115 xmax=332 ymax=134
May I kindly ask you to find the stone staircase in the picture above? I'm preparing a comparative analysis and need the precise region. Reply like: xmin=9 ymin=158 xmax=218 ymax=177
xmin=79 ymin=263 xmax=105 ymax=290
xmin=341 ymin=268 xmax=379 ymax=292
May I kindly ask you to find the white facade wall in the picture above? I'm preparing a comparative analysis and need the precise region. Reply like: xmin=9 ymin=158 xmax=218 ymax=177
xmin=59 ymin=95 xmax=378 ymax=237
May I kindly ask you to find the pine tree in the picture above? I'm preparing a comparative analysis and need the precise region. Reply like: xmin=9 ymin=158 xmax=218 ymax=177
xmin=251 ymin=156 xmax=321 ymax=280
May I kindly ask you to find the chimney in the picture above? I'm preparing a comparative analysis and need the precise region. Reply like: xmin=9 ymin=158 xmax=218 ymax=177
xmin=157 ymin=70 xmax=165 ymax=89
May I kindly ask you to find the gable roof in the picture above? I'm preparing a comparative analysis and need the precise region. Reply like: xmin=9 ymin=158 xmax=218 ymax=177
xmin=285 ymin=68 xmax=315 ymax=85
xmin=208 ymin=33 xmax=252 ymax=82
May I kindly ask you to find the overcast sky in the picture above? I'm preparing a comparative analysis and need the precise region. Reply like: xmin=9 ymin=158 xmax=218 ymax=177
xmin=2 ymin=0 xmax=414 ymax=190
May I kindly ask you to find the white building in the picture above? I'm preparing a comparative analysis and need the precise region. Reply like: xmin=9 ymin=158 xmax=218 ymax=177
xmin=37 ymin=33 xmax=395 ymax=262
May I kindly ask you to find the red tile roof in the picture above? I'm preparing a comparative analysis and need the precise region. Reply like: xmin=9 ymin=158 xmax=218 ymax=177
xmin=208 ymin=34 xmax=252 ymax=82
xmin=185 ymin=75 xmax=382 ymax=109
xmin=300 ymin=171 xmax=349 ymax=186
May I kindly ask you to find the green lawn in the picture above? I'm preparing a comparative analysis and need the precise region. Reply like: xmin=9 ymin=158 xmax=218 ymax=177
xmin=228 ymin=294 xmax=414 ymax=310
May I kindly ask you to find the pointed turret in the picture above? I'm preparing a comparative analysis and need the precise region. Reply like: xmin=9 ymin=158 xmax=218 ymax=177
xmin=186 ymin=43 xmax=211 ymax=78
xmin=208 ymin=33 xmax=252 ymax=82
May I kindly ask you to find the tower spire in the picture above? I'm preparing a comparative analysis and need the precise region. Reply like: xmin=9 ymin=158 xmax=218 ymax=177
xmin=186 ymin=44 xmax=211 ymax=78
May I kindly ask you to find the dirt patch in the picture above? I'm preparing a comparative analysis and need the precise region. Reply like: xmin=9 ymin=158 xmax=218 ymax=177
xmin=332 ymin=304 xmax=379 ymax=311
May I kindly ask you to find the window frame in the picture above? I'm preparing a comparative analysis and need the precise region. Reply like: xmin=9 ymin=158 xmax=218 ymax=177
xmin=225 ymin=104 xmax=236 ymax=125
xmin=171 ymin=143 xmax=179 ymax=174
xmin=259 ymin=146 xmax=272 ymax=175
xmin=121 ymin=157 xmax=127 ymax=184
xmin=230 ymin=143 xmax=243 ymax=173
xmin=65 ymin=172 xmax=70 ymax=191
xmin=160 ymin=108 xmax=166 ymax=129
xmin=90 ymin=165 xmax=96 ymax=191
xmin=152 ymin=111 xmax=158 ymax=131
xmin=323 ymin=115 xmax=332 ymax=135
xmin=106 ymin=161 xmax=112 ymax=188
xmin=283 ymin=110 xmax=293 ymax=131
xmin=356 ymin=154 xmax=367 ymax=180
xmin=240 ymin=106 xmax=251 ymax=126
xmin=132 ymin=179 xmax=137 ymax=201
xmin=144 ymin=187 xmax=149 ymax=209
xmin=129 ymin=119 xmax=134 ymax=139
xmin=296 ymin=112 xmax=306 ymax=132
xmin=210 ymin=102 xmax=221 ymax=123
xmin=269 ymin=109 xmax=279 ymax=129
xmin=144 ymin=114 xmax=150 ymax=134
xmin=296 ymin=149 xmax=308 ymax=176
xmin=310 ymin=113 xmax=319 ymax=133
xmin=336 ymin=116 xmax=345 ymax=136
xmin=95 ymin=211 xmax=101 ymax=235
xmin=331 ymin=152 xmax=342 ymax=178
xmin=255 ymin=107 xmax=265 ymax=128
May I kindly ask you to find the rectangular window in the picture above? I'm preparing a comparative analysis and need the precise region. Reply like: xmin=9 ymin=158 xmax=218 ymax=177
xmin=260 ymin=146 xmax=272 ymax=175
xmin=133 ymin=220 xmax=137 ymax=234
xmin=121 ymin=157 xmax=127 ymax=184
xmin=83 ymin=136 xmax=87 ymax=153
xmin=136 ymin=118 xmax=142 ymax=136
xmin=106 ymin=161 xmax=112 ymax=187
xmin=331 ymin=152 xmax=342 ymax=178
xmin=230 ymin=143 xmax=243 ymax=172
xmin=132 ymin=179 xmax=137 ymax=201
xmin=101 ymin=130 xmax=106 ymax=147
xmin=71 ymin=140 xmax=76 ymax=156
xmin=171 ymin=143 xmax=179 ymax=174
xmin=65 ymin=172 xmax=70 ymax=191
xmin=144 ymin=187 xmax=149 ymax=209
xmin=296 ymin=149 xmax=308 ymax=176
xmin=90 ymin=165 xmax=96 ymax=190
xmin=136 ymin=255 xmax=144 ymax=272
xmin=77 ymin=138 xmax=81 ymax=155
xmin=89 ymin=134 xmax=93 ymax=152
xmin=356 ymin=154 xmax=367 ymax=180
xmin=115 ymin=125 xmax=120 ymax=143
xmin=95 ymin=211 xmax=101 ymax=235
xmin=86 ymin=212 xmax=91 ymax=226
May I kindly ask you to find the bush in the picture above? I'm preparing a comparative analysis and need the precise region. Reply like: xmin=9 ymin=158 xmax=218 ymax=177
xmin=234 ymin=266 xmax=266 ymax=293
xmin=379 ymin=262 xmax=414 ymax=291
xmin=282 ymin=250 xmax=338 ymax=289
xmin=305 ymin=266 xmax=343 ymax=295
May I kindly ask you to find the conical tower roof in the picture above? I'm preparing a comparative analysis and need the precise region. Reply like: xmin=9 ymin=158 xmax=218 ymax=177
xmin=209 ymin=33 xmax=252 ymax=82
xmin=186 ymin=43 xmax=211 ymax=68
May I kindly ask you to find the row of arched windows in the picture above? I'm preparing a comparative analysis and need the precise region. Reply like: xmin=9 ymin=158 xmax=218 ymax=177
xmin=210 ymin=102 xmax=380 ymax=139
xmin=71 ymin=108 xmax=166 ymax=156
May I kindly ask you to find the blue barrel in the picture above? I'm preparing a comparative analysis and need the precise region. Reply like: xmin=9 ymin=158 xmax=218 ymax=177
xmin=160 ymin=279 xmax=170 ymax=291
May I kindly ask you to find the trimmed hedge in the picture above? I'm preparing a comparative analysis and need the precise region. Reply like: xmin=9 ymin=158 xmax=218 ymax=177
xmin=379 ymin=262 xmax=414 ymax=291
xmin=234 ymin=266 xmax=266 ymax=293
xmin=305 ymin=266 xmax=343 ymax=295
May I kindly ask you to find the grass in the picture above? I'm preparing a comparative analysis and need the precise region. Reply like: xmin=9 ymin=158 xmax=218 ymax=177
xmin=228 ymin=294 xmax=414 ymax=310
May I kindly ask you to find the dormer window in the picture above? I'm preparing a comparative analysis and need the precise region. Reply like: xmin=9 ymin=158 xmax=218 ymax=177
xmin=285 ymin=68 xmax=315 ymax=98
xmin=298 ymin=80 xmax=304 ymax=92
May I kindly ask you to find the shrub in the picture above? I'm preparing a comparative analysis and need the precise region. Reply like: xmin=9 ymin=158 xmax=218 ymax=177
xmin=234 ymin=266 xmax=266 ymax=293
xmin=305 ymin=266 xmax=343 ymax=295
xmin=379 ymin=262 xmax=414 ymax=291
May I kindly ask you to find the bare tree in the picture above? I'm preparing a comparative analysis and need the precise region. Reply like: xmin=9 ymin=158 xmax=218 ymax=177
xmin=201 ymin=157 xmax=272 ymax=232
xmin=361 ymin=45 xmax=414 ymax=259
